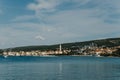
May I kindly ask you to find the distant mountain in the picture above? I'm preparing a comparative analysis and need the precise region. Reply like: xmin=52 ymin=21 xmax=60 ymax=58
xmin=1 ymin=37 xmax=120 ymax=52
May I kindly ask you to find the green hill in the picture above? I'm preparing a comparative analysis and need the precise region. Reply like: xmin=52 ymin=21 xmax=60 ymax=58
xmin=2 ymin=37 xmax=120 ymax=52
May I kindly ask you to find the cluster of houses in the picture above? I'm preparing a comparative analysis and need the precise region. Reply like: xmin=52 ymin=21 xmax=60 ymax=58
xmin=2 ymin=43 xmax=119 ymax=57
xmin=71 ymin=43 xmax=118 ymax=56
xmin=3 ymin=45 xmax=71 ymax=57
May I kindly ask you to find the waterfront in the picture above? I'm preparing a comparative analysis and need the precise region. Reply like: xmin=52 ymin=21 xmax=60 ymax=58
xmin=0 ymin=56 xmax=120 ymax=80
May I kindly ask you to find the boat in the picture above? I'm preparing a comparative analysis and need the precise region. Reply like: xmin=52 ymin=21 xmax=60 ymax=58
xmin=4 ymin=55 xmax=8 ymax=58
xmin=96 ymin=54 xmax=101 ymax=57
xmin=92 ymin=53 xmax=101 ymax=57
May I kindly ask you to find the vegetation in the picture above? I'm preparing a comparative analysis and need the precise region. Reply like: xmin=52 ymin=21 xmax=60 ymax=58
xmin=1 ymin=37 xmax=120 ymax=56
xmin=6 ymin=37 xmax=120 ymax=51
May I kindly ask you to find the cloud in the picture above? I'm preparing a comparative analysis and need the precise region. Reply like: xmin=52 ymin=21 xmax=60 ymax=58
xmin=1 ymin=0 xmax=120 ymax=48
xmin=27 ymin=0 xmax=59 ymax=12
xmin=22 ymin=0 xmax=120 ymax=25
xmin=12 ymin=15 xmax=36 ymax=22
xmin=13 ymin=0 xmax=120 ymax=43
xmin=0 ymin=22 xmax=59 ymax=48
xmin=35 ymin=35 xmax=45 ymax=40
xmin=0 ymin=23 xmax=41 ymax=48
xmin=27 ymin=0 xmax=94 ymax=19
xmin=51 ymin=10 xmax=120 ymax=36
xmin=27 ymin=0 xmax=120 ymax=22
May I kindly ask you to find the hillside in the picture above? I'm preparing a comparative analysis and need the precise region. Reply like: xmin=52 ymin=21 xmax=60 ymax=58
xmin=2 ymin=37 xmax=120 ymax=52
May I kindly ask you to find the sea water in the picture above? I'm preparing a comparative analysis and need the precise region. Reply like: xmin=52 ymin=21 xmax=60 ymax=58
xmin=0 ymin=56 xmax=120 ymax=80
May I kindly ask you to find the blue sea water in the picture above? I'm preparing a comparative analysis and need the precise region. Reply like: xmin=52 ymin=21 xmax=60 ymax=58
xmin=0 ymin=56 xmax=120 ymax=80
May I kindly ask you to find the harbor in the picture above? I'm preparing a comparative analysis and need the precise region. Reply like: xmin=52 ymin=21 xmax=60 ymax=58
xmin=1 ymin=43 xmax=120 ymax=57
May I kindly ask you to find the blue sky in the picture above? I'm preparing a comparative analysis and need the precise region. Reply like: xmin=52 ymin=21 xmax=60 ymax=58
xmin=0 ymin=0 xmax=120 ymax=48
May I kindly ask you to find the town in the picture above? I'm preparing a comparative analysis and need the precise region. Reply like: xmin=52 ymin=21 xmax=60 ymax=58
xmin=2 ymin=43 xmax=120 ymax=57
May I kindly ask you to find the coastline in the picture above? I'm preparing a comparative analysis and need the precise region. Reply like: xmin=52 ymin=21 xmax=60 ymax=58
xmin=1 ymin=54 xmax=120 ymax=58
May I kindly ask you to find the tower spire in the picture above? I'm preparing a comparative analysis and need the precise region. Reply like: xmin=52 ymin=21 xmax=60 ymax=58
xmin=59 ymin=44 xmax=62 ymax=54
xmin=59 ymin=44 xmax=62 ymax=52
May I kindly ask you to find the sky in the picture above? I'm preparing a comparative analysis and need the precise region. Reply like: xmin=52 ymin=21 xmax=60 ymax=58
xmin=0 ymin=0 xmax=120 ymax=49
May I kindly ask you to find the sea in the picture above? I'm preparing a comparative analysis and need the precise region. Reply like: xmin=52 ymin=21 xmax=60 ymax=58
xmin=0 ymin=56 xmax=120 ymax=80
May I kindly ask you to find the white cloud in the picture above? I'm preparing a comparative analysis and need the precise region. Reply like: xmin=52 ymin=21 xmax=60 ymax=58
xmin=12 ymin=15 xmax=36 ymax=22
xmin=26 ymin=0 xmax=120 ymax=23
xmin=35 ymin=35 xmax=45 ymax=40
xmin=1 ymin=0 xmax=120 ymax=48
xmin=27 ymin=0 xmax=59 ymax=11
xmin=0 ymin=22 xmax=60 ymax=48
xmin=27 ymin=0 xmax=93 ymax=17
xmin=16 ymin=0 xmax=120 ymax=42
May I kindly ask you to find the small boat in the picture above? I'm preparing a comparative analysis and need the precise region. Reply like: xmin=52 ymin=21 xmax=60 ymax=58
xmin=96 ymin=54 xmax=101 ymax=57
xmin=92 ymin=53 xmax=101 ymax=57
xmin=4 ymin=55 xmax=8 ymax=58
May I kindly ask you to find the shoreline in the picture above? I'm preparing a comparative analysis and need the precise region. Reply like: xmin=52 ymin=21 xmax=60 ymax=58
xmin=1 ymin=54 xmax=120 ymax=58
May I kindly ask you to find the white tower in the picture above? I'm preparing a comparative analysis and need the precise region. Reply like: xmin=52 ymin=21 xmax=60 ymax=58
xmin=59 ymin=44 xmax=62 ymax=51
xmin=59 ymin=44 xmax=62 ymax=54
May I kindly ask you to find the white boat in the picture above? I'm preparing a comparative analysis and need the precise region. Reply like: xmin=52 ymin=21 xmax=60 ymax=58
xmin=96 ymin=54 xmax=101 ymax=57
xmin=4 ymin=55 xmax=8 ymax=58
xmin=92 ymin=53 xmax=101 ymax=57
